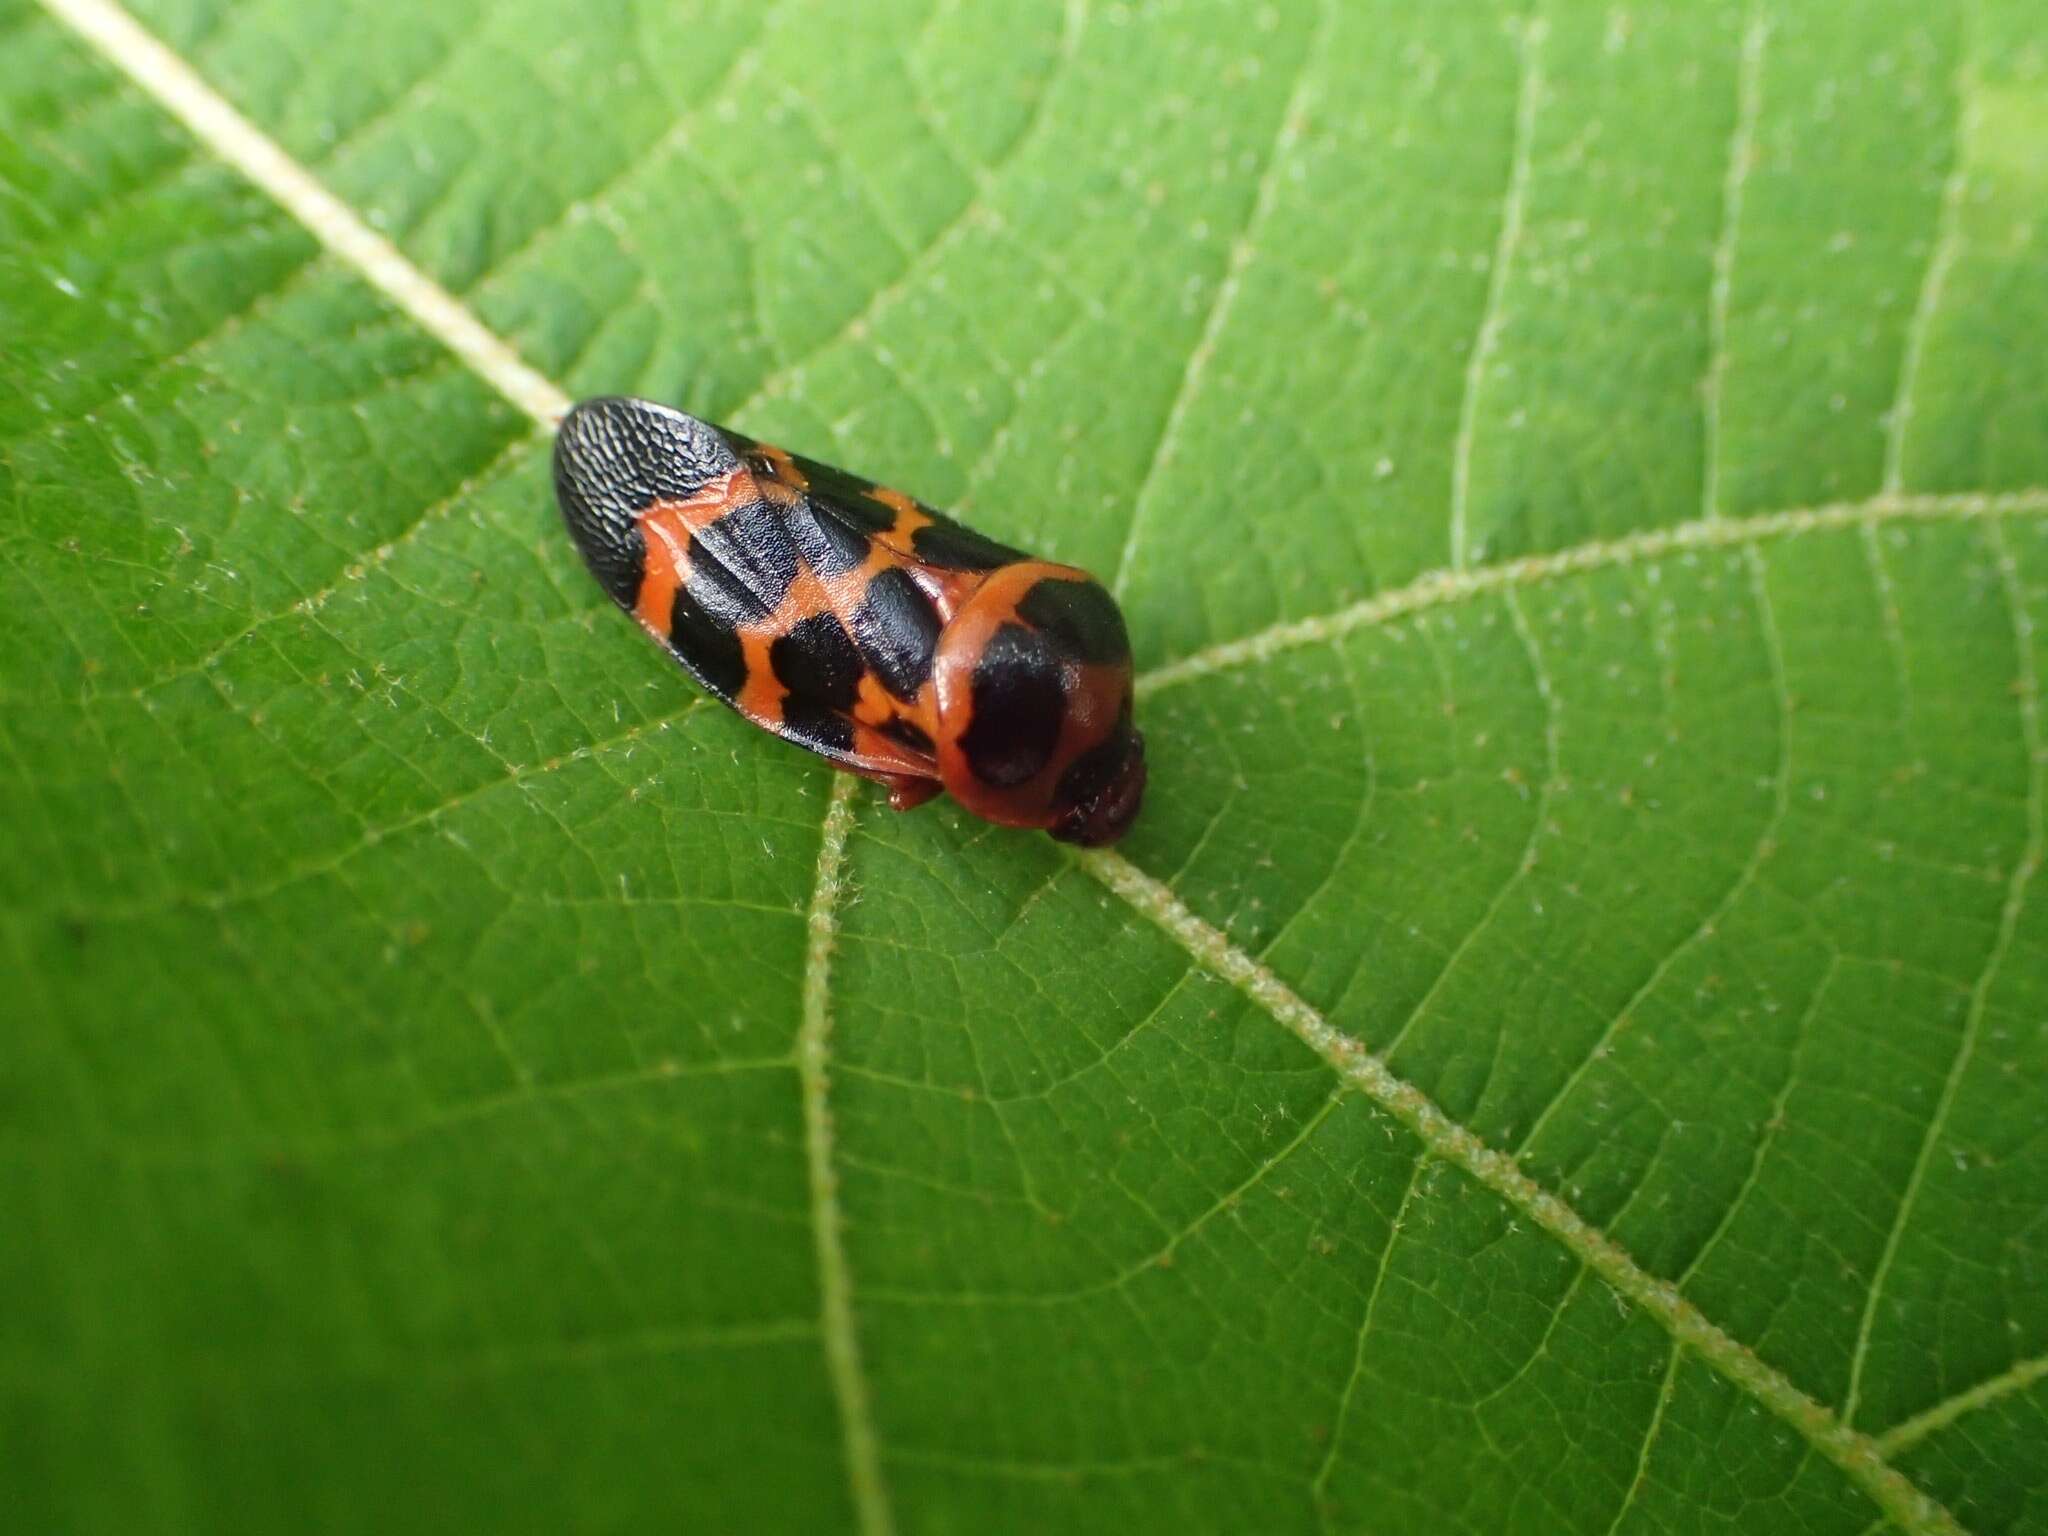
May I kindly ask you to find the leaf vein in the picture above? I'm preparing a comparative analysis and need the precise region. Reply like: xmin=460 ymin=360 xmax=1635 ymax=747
xmin=1877 ymin=1349 xmax=2048 ymax=1457
xmin=799 ymin=775 xmax=895 ymax=1536
xmin=1311 ymin=1153 xmax=1425 ymax=1522
xmin=1844 ymin=520 xmax=2044 ymax=1428
xmin=1448 ymin=14 xmax=1544 ymax=569
xmin=1883 ymin=41 xmax=1977 ymax=494
xmin=1601 ymin=1343 xmax=1685 ymax=1536
xmin=1137 ymin=490 xmax=2048 ymax=697
xmin=1074 ymin=845 xmax=1967 ymax=1536
xmin=1700 ymin=7 xmax=1769 ymax=521
xmin=37 ymin=0 xmax=572 ymax=426
xmin=1513 ymin=546 xmax=1795 ymax=1159
xmin=1107 ymin=0 xmax=1329 ymax=597
xmin=717 ymin=0 xmax=1091 ymax=426
xmin=453 ymin=6 xmax=783 ymax=308
xmin=1377 ymin=588 xmax=1560 ymax=1067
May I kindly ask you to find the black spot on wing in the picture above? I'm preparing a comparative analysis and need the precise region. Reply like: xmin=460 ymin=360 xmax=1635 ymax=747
xmin=668 ymin=585 xmax=747 ymax=699
xmin=682 ymin=535 xmax=772 ymax=631
xmin=669 ymin=521 xmax=772 ymax=701
xmin=690 ymin=496 xmax=799 ymax=614
xmin=780 ymin=698 xmax=855 ymax=757
xmin=959 ymin=623 xmax=1066 ymax=788
xmin=881 ymin=718 xmax=935 ymax=755
xmin=910 ymin=515 xmax=1024 ymax=572
xmin=781 ymin=450 xmax=897 ymax=534
xmin=1017 ymin=577 xmax=1130 ymax=665
xmin=786 ymin=495 xmax=875 ymax=577
xmin=734 ymin=436 xmax=1020 ymax=574
xmin=851 ymin=567 xmax=942 ymax=701
xmin=770 ymin=613 xmax=864 ymax=712
xmin=554 ymin=397 xmax=738 ymax=608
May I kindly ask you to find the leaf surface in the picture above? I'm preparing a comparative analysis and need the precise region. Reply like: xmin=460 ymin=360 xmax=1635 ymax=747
xmin=4 ymin=1 xmax=2047 ymax=1532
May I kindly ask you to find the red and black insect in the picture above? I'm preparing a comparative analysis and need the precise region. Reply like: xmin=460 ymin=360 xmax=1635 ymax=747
xmin=553 ymin=396 xmax=1146 ymax=845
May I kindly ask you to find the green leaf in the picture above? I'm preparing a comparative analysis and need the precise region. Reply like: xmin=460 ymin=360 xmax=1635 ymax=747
xmin=5 ymin=0 xmax=2046 ymax=1532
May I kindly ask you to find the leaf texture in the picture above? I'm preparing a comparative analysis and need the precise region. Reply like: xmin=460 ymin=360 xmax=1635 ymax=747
xmin=3 ymin=1 xmax=2046 ymax=1532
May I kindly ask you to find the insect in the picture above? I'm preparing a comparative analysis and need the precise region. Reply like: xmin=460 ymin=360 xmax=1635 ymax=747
xmin=553 ymin=396 xmax=1146 ymax=845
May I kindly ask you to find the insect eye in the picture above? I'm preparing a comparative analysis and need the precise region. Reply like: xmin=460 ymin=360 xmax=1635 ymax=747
xmin=1048 ymin=726 xmax=1147 ymax=847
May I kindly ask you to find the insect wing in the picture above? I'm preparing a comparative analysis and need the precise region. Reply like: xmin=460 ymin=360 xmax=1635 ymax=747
xmin=731 ymin=431 xmax=1026 ymax=574
xmin=554 ymin=395 xmax=740 ymax=609
xmin=725 ymin=431 xmax=959 ymax=715
xmin=555 ymin=398 xmax=939 ymax=787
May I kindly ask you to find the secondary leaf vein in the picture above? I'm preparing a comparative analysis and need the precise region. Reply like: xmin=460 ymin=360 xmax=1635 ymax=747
xmin=1073 ymin=845 xmax=1966 ymax=1536
xmin=799 ymin=774 xmax=896 ymax=1536
xmin=1448 ymin=14 xmax=1544 ymax=570
xmin=1137 ymin=490 xmax=2048 ymax=697
xmin=1844 ymin=520 xmax=2044 ymax=1429
xmin=1882 ymin=41 xmax=1978 ymax=495
xmin=1108 ymin=0 xmax=1329 ymax=598
xmin=1701 ymin=8 xmax=1769 ymax=521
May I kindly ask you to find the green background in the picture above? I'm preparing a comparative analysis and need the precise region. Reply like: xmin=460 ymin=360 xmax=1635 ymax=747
xmin=4 ymin=0 xmax=2046 ymax=1531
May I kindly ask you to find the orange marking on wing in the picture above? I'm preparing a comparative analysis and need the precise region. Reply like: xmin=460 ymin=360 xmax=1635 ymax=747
xmin=732 ymin=631 xmax=785 ymax=725
xmin=868 ymin=485 xmax=920 ymax=521
xmin=849 ymin=526 xmax=982 ymax=623
xmin=668 ymin=469 xmax=751 ymax=533
xmin=925 ymin=566 xmax=985 ymax=616
xmin=778 ymin=566 xmax=835 ymax=624
xmin=752 ymin=468 xmax=802 ymax=509
xmin=633 ymin=507 xmax=689 ymax=633
xmin=852 ymin=673 xmax=897 ymax=728
xmin=847 ymin=722 xmax=938 ymax=779
xmin=859 ymin=490 xmax=934 ymax=561
xmin=634 ymin=470 xmax=752 ymax=633
xmin=751 ymin=441 xmax=810 ymax=491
